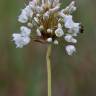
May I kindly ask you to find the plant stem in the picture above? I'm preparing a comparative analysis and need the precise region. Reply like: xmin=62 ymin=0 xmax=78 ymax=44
xmin=46 ymin=44 xmax=52 ymax=96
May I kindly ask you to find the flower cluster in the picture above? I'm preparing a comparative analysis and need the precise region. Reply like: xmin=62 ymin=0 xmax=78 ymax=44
xmin=12 ymin=0 xmax=83 ymax=55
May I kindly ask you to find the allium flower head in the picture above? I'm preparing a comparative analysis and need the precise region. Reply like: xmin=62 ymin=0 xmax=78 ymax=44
xmin=12 ymin=0 xmax=83 ymax=55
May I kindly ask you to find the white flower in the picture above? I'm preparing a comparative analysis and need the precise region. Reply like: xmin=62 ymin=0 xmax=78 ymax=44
xmin=13 ymin=0 xmax=82 ymax=55
xmin=39 ymin=25 xmax=44 ymax=30
xmin=36 ymin=14 xmax=40 ymax=17
xmin=18 ymin=13 xmax=28 ymax=23
xmin=64 ymin=15 xmax=80 ymax=36
xmin=47 ymin=38 xmax=52 ymax=42
xmin=69 ymin=1 xmax=77 ymax=13
xmin=35 ymin=6 xmax=44 ymax=13
xmin=54 ymin=40 xmax=59 ymax=45
xmin=29 ymin=0 xmax=37 ymax=9
xmin=58 ymin=10 xmax=65 ymax=18
xmin=63 ymin=1 xmax=77 ymax=14
xmin=58 ymin=23 xmax=62 ymax=28
xmin=55 ymin=27 xmax=64 ymax=37
xmin=34 ymin=17 xmax=39 ymax=24
xmin=20 ymin=26 xmax=31 ymax=36
xmin=18 ymin=5 xmax=33 ymax=23
xmin=27 ymin=23 xmax=33 ymax=28
xmin=64 ymin=34 xmax=77 ymax=43
xmin=49 ymin=4 xmax=60 ymax=13
xmin=52 ymin=0 xmax=60 ymax=7
xmin=64 ymin=15 xmax=74 ymax=28
xmin=47 ymin=29 xmax=53 ymax=33
xmin=12 ymin=33 xmax=30 ymax=48
xmin=12 ymin=26 xmax=31 ymax=48
xmin=36 ymin=29 xmax=41 ymax=36
xmin=65 ymin=45 xmax=76 ymax=55
xmin=24 ymin=6 xmax=33 ymax=17
xmin=68 ymin=23 xmax=80 ymax=36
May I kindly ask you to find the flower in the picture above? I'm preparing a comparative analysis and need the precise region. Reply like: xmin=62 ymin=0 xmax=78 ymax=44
xmin=64 ymin=34 xmax=77 ymax=43
xmin=12 ymin=0 xmax=83 ymax=55
xmin=65 ymin=45 xmax=76 ymax=55
xmin=53 ymin=40 xmax=59 ymax=45
xmin=13 ymin=26 xmax=31 ymax=48
xmin=55 ymin=23 xmax=64 ymax=37
xmin=63 ymin=1 xmax=77 ymax=14
xmin=47 ymin=38 xmax=53 ymax=42
xmin=68 ymin=23 xmax=81 ymax=36
xmin=12 ymin=33 xmax=30 ymax=48
xmin=18 ymin=12 xmax=28 ymax=23
xmin=64 ymin=15 xmax=74 ymax=29
xmin=18 ymin=6 xmax=33 ymax=23
xmin=55 ymin=28 xmax=64 ymax=37
xmin=20 ymin=26 xmax=31 ymax=36
xmin=36 ymin=29 xmax=42 ymax=36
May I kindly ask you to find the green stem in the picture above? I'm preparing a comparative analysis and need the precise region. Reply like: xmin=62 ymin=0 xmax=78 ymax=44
xmin=46 ymin=44 xmax=52 ymax=96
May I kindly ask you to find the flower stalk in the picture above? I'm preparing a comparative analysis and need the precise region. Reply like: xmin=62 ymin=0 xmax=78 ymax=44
xmin=46 ymin=44 xmax=52 ymax=96
xmin=12 ymin=0 xmax=83 ymax=95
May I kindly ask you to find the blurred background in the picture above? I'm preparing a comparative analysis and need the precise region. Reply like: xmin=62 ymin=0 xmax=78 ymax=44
xmin=0 ymin=0 xmax=96 ymax=96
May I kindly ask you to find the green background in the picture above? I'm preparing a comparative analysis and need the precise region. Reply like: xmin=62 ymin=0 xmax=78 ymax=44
xmin=0 ymin=0 xmax=96 ymax=96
